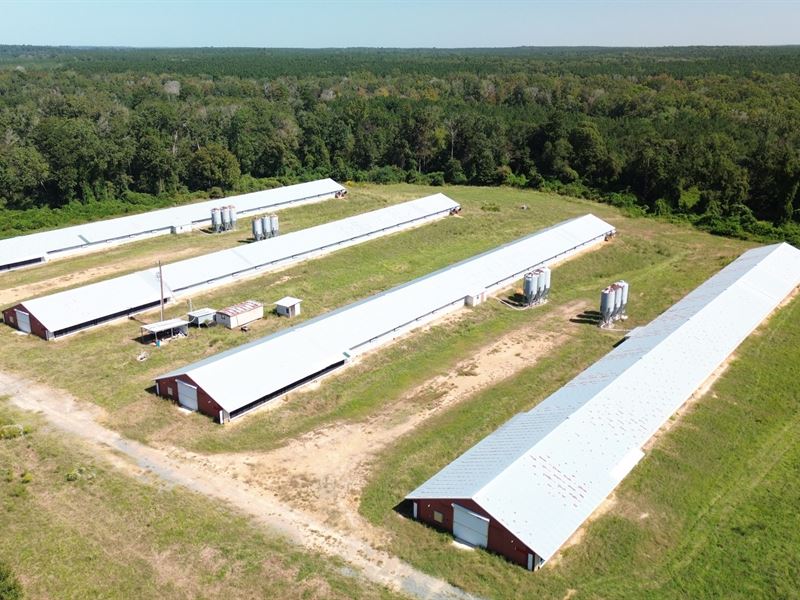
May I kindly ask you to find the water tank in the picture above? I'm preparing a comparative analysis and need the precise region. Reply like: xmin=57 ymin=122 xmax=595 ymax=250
xmin=270 ymin=214 xmax=279 ymax=237
xmin=229 ymin=206 xmax=237 ymax=228
xmin=211 ymin=208 xmax=221 ymax=233
xmin=523 ymin=272 xmax=536 ymax=305
xmin=260 ymin=215 xmax=271 ymax=238
xmin=252 ymin=217 xmax=263 ymax=241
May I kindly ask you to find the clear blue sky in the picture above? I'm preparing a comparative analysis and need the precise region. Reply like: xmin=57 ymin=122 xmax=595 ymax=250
xmin=0 ymin=0 xmax=798 ymax=48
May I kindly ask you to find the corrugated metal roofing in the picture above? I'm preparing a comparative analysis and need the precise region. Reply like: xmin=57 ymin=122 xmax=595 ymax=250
xmin=217 ymin=300 xmax=263 ymax=317
xmin=11 ymin=194 xmax=459 ymax=337
xmin=0 ymin=179 xmax=345 ymax=271
xmin=407 ymin=242 xmax=800 ymax=562
xmin=157 ymin=214 xmax=615 ymax=415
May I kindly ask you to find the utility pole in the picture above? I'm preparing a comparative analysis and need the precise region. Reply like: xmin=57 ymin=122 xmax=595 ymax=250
xmin=158 ymin=260 xmax=165 ymax=322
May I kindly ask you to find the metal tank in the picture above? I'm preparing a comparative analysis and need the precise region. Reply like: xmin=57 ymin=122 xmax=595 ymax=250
xmin=270 ymin=214 xmax=279 ymax=237
xmin=229 ymin=206 xmax=237 ymax=229
xmin=260 ymin=215 xmax=271 ymax=238
xmin=619 ymin=280 xmax=629 ymax=317
xmin=252 ymin=217 xmax=263 ymax=241
xmin=221 ymin=206 xmax=231 ymax=230
xmin=537 ymin=269 xmax=547 ymax=302
xmin=523 ymin=272 xmax=536 ymax=305
xmin=612 ymin=284 xmax=623 ymax=320
xmin=543 ymin=267 xmax=552 ymax=300
xmin=600 ymin=287 xmax=613 ymax=327
xmin=211 ymin=208 xmax=221 ymax=233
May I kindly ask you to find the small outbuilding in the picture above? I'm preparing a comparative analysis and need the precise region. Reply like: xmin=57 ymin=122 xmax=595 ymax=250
xmin=274 ymin=296 xmax=302 ymax=318
xmin=187 ymin=307 xmax=216 ymax=327
xmin=215 ymin=300 xmax=263 ymax=329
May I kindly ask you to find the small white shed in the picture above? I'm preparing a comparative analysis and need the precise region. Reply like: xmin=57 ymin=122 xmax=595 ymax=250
xmin=274 ymin=296 xmax=302 ymax=318
xmin=215 ymin=300 xmax=264 ymax=329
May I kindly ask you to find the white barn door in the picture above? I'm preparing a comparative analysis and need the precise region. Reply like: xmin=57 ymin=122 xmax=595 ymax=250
xmin=177 ymin=380 xmax=198 ymax=411
xmin=452 ymin=504 xmax=489 ymax=548
xmin=15 ymin=310 xmax=31 ymax=333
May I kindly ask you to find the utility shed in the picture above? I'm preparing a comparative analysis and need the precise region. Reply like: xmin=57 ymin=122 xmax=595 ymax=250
xmin=155 ymin=214 xmax=616 ymax=422
xmin=215 ymin=301 xmax=264 ymax=329
xmin=274 ymin=297 xmax=302 ymax=317
xmin=187 ymin=308 xmax=216 ymax=327
xmin=406 ymin=242 xmax=800 ymax=570
xmin=0 ymin=178 xmax=345 ymax=272
xmin=4 ymin=194 xmax=459 ymax=340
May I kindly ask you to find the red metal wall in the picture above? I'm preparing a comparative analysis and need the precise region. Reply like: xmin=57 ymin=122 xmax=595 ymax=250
xmin=414 ymin=497 xmax=535 ymax=569
xmin=2 ymin=303 xmax=51 ymax=340
xmin=155 ymin=374 xmax=224 ymax=421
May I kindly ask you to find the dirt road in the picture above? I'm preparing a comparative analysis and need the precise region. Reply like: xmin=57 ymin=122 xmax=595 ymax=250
xmin=0 ymin=370 xmax=481 ymax=600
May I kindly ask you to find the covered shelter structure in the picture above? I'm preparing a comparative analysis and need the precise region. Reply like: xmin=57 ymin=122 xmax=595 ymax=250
xmin=140 ymin=319 xmax=189 ymax=344
xmin=405 ymin=242 xmax=800 ymax=570
xmin=155 ymin=214 xmax=616 ymax=422
xmin=3 ymin=194 xmax=460 ymax=340
xmin=0 ymin=179 xmax=346 ymax=272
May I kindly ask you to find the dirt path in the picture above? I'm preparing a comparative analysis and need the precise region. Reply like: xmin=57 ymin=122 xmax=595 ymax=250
xmin=0 ymin=370 xmax=481 ymax=600
xmin=184 ymin=301 xmax=586 ymax=543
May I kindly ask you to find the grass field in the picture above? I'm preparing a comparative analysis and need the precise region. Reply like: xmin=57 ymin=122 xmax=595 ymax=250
xmin=0 ymin=402 xmax=399 ymax=600
xmin=0 ymin=184 xmax=748 ymax=453
xmin=1 ymin=183 xmax=796 ymax=599
xmin=360 ymin=276 xmax=800 ymax=599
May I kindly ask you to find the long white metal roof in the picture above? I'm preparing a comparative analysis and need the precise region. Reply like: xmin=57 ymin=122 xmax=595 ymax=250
xmin=158 ymin=214 xmax=616 ymax=414
xmin=407 ymin=242 xmax=800 ymax=562
xmin=16 ymin=194 xmax=459 ymax=336
xmin=0 ymin=178 xmax=345 ymax=270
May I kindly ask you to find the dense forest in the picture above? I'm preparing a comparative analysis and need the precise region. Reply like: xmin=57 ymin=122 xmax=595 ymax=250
xmin=0 ymin=45 xmax=799 ymax=244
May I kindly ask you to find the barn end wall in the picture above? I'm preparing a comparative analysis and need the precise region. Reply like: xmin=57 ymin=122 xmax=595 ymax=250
xmin=155 ymin=374 xmax=224 ymax=421
xmin=414 ymin=498 xmax=536 ymax=569
xmin=2 ymin=303 xmax=51 ymax=340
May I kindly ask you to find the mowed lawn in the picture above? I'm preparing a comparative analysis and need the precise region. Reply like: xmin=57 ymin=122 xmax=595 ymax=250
xmin=360 ymin=273 xmax=800 ymax=598
xmin=0 ymin=404 xmax=399 ymax=600
xmin=0 ymin=184 xmax=749 ymax=454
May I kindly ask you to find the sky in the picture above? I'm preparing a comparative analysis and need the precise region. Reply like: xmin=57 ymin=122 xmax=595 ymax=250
xmin=0 ymin=0 xmax=798 ymax=48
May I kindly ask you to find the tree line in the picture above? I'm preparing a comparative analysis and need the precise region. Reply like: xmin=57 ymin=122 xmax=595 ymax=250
xmin=0 ymin=46 xmax=799 ymax=244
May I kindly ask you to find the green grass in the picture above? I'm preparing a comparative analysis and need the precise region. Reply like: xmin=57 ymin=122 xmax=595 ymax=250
xmin=0 ymin=403 xmax=400 ymax=600
xmin=0 ymin=184 xmax=749 ymax=453
xmin=359 ymin=284 xmax=800 ymax=599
